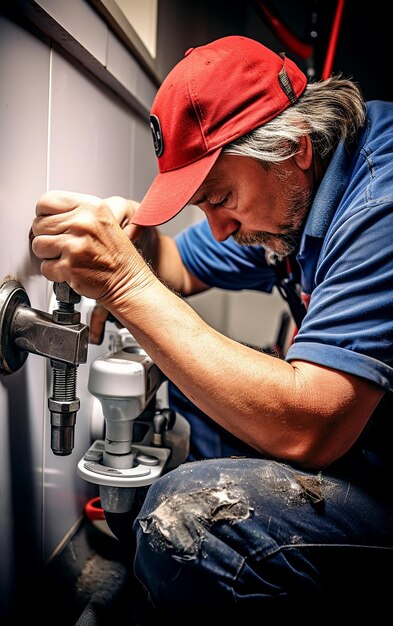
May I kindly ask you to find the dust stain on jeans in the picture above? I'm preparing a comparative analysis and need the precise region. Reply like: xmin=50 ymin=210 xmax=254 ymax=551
xmin=138 ymin=462 xmax=336 ymax=559
xmin=255 ymin=462 xmax=335 ymax=507
xmin=138 ymin=479 xmax=250 ymax=560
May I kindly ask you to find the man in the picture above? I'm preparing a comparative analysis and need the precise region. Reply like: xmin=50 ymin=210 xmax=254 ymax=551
xmin=31 ymin=36 xmax=392 ymax=619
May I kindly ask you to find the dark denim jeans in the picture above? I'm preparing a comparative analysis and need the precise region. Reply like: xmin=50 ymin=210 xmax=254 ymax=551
xmin=132 ymin=384 xmax=393 ymax=622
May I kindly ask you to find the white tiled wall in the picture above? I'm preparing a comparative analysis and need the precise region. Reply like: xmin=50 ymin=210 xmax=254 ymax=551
xmin=0 ymin=7 xmax=159 ymax=618
xmin=0 ymin=14 xmax=52 ymax=614
xmin=38 ymin=0 xmax=108 ymax=64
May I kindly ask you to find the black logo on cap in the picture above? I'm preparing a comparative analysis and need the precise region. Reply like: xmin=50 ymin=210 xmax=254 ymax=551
xmin=150 ymin=114 xmax=164 ymax=157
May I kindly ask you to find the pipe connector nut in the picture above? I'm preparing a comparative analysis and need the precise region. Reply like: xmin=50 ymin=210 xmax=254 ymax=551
xmin=48 ymin=398 xmax=80 ymax=414
xmin=52 ymin=309 xmax=81 ymax=325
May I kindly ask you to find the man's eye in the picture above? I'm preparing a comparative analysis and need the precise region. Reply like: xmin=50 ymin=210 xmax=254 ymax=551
xmin=211 ymin=195 xmax=230 ymax=207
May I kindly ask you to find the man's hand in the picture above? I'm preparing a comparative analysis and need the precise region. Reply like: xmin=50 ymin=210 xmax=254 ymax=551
xmin=82 ymin=196 xmax=145 ymax=343
xmin=31 ymin=190 xmax=154 ymax=310
xmin=101 ymin=196 xmax=141 ymax=240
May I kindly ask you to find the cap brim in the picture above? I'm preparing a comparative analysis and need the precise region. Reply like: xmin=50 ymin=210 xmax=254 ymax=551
xmin=132 ymin=148 xmax=222 ymax=226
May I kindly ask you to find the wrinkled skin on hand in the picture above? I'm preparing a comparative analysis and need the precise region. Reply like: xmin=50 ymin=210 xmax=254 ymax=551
xmin=31 ymin=190 xmax=154 ymax=316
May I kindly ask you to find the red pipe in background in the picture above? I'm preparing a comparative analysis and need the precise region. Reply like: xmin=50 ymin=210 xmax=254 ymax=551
xmin=254 ymin=1 xmax=313 ymax=60
xmin=321 ymin=0 xmax=346 ymax=79
xmin=255 ymin=1 xmax=346 ymax=81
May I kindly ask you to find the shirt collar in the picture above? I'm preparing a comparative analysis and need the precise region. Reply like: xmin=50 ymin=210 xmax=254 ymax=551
xmin=302 ymin=139 xmax=354 ymax=239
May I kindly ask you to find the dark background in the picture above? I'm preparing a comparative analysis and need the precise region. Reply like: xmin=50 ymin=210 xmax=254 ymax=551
xmin=156 ymin=0 xmax=391 ymax=102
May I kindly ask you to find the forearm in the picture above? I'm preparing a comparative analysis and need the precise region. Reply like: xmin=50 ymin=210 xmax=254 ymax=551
xmin=101 ymin=271 xmax=384 ymax=469
xmin=101 ymin=275 xmax=323 ymax=464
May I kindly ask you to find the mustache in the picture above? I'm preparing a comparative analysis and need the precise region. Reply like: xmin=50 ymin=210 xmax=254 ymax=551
xmin=233 ymin=229 xmax=301 ymax=262
xmin=233 ymin=228 xmax=299 ymax=248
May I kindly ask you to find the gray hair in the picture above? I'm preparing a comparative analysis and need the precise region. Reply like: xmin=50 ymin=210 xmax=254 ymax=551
xmin=223 ymin=75 xmax=366 ymax=164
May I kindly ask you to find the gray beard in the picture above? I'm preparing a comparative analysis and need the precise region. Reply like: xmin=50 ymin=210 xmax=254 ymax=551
xmin=232 ymin=179 xmax=312 ymax=264
xmin=233 ymin=230 xmax=300 ymax=264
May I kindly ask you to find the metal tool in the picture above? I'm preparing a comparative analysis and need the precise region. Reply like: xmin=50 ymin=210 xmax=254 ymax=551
xmin=0 ymin=279 xmax=89 ymax=455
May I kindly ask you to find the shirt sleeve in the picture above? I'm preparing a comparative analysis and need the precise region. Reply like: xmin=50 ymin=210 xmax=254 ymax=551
xmin=175 ymin=218 xmax=277 ymax=292
xmin=286 ymin=199 xmax=393 ymax=392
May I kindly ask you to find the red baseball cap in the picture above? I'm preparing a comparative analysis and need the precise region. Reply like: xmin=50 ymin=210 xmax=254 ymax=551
xmin=132 ymin=35 xmax=307 ymax=227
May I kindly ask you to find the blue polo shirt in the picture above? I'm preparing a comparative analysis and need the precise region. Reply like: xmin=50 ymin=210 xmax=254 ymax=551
xmin=175 ymin=101 xmax=393 ymax=395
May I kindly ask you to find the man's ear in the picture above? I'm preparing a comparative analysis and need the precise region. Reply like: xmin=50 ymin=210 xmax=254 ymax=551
xmin=293 ymin=135 xmax=313 ymax=171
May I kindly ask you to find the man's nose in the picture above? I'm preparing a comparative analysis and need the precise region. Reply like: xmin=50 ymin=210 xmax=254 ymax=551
xmin=205 ymin=210 xmax=239 ymax=242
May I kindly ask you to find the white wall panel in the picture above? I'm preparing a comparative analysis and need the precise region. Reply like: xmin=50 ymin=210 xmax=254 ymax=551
xmin=49 ymin=48 xmax=134 ymax=198
xmin=135 ymin=63 xmax=158 ymax=112
xmin=106 ymin=28 xmax=139 ymax=97
xmin=37 ymin=0 xmax=108 ymax=65
xmin=0 ymin=5 xmax=159 ymax=616
xmin=0 ymin=12 xmax=50 ymax=617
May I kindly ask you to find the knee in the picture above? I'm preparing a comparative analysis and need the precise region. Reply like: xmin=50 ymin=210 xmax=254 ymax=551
xmin=133 ymin=463 xmax=202 ymax=562
xmin=132 ymin=462 xmax=249 ymax=617
xmin=133 ymin=459 xmax=251 ymax=564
